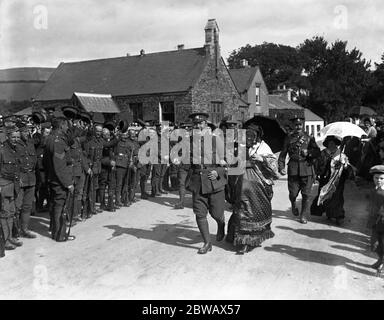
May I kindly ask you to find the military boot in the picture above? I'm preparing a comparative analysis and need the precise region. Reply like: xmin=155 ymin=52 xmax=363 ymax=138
xmin=299 ymin=196 xmax=310 ymax=224
xmin=196 ymin=218 xmax=212 ymax=254
xmin=174 ymin=189 xmax=185 ymax=209
xmin=290 ymin=199 xmax=299 ymax=216
xmin=216 ymin=221 xmax=226 ymax=242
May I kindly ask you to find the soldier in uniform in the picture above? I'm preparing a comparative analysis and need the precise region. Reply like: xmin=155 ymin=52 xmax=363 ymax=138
xmin=173 ymin=122 xmax=193 ymax=210
xmin=150 ymin=122 xmax=168 ymax=197
xmin=114 ymin=130 xmax=133 ymax=208
xmin=34 ymin=122 xmax=51 ymax=212
xmin=278 ymin=116 xmax=321 ymax=224
xmin=136 ymin=121 xmax=153 ymax=200
xmin=186 ymin=113 xmax=227 ymax=254
xmin=15 ymin=122 xmax=38 ymax=238
xmin=0 ymin=124 xmax=23 ymax=250
xmin=45 ymin=117 xmax=74 ymax=241
xmin=123 ymin=127 xmax=140 ymax=204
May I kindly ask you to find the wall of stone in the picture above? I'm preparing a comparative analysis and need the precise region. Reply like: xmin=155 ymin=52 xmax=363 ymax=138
xmin=191 ymin=56 xmax=249 ymax=123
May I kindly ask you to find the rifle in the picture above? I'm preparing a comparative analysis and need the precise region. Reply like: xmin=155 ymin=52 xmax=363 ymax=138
xmin=66 ymin=191 xmax=76 ymax=241
xmin=0 ymin=192 xmax=5 ymax=257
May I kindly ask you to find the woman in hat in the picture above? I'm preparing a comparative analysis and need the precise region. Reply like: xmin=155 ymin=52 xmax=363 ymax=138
xmin=310 ymin=135 xmax=354 ymax=225
xmin=226 ymin=123 xmax=278 ymax=254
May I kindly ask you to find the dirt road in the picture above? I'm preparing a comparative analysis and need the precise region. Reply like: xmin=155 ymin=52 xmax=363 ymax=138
xmin=0 ymin=179 xmax=383 ymax=300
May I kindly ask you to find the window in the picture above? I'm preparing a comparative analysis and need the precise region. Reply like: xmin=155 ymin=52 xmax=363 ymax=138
xmin=129 ymin=103 xmax=143 ymax=122
xmin=311 ymin=125 xmax=315 ymax=136
xmin=316 ymin=125 xmax=321 ymax=136
xmin=255 ymin=86 xmax=260 ymax=105
xmin=161 ymin=101 xmax=175 ymax=123
xmin=305 ymin=125 xmax=309 ymax=133
xmin=210 ymin=102 xmax=224 ymax=124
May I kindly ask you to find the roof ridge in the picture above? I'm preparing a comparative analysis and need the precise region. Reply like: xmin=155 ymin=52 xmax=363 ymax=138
xmin=61 ymin=47 xmax=206 ymax=65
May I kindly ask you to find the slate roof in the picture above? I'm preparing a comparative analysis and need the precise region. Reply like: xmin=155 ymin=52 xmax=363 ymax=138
xmin=35 ymin=48 xmax=209 ymax=101
xmin=73 ymin=93 xmax=120 ymax=113
xmin=228 ymin=67 xmax=259 ymax=93
xmin=0 ymin=67 xmax=55 ymax=82
xmin=304 ymin=108 xmax=323 ymax=121
xmin=268 ymin=94 xmax=303 ymax=110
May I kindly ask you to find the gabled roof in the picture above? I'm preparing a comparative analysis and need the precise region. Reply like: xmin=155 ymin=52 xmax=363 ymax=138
xmin=0 ymin=67 xmax=55 ymax=82
xmin=228 ymin=67 xmax=259 ymax=93
xmin=268 ymin=94 xmax=303 ymax=110
xmin=304 ymin=108 xmax=323 ymax=121
xmin=35 ymin=48 xmax=209 ymax=101
xmin=73 ymin=93 xmax=120 ymax=113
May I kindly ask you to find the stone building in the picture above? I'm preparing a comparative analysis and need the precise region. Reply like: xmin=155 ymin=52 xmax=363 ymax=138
xmin=33 ymin=19 xmax=248 ymax=124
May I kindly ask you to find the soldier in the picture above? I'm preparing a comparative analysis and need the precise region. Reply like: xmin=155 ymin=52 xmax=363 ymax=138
xmin=150 ymin=122 xmax=169 ymax=197
xmin=278 ymin=116 xmax=321 ymax=224
xmin=186 ymin=113 xmax=227 ymax=254
xmin=45 ymin=117 xmax=74 ymax=241
xmin=15 ymin=122 xmax=38 ymax=238
xmin=136 ymin=122 xmax=153 ymax=200
xmin=0 ymin=124 xmax=23 ymax=250
xmin=125 ymin=128 xmax=140 ymax=204
xmin=99 ymin=126 xmax=117 ymax=211
xmin=173 ymin=122 xmax=193 ymax=210
xmin=34 ymin=122 xmax=51 ymax=212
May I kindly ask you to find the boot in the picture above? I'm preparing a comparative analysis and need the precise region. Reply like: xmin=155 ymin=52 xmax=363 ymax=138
xmin=115 ymin=192 xmax=123 ymax=208
xmin=216 ymin=221 xmax=225 ymax=242
xmin=196 ymin=218 xmax=212 ymax=254
xmin=107 ymin=194 xmax=116 ymax=212
xmin=4 ymin=241 xmax=16 ymax=250
xmin=237 ymin=244 xmax=248 ymax=255
xmin=174 ymin=189 xmax=185 ymax=209
xmin=290 ymin=199 xmax=299 ymax=216
xmin=371 ymin=257 xmax=383 ymax=269
xmin=140 ymin=180 xmax=150 ymax=199
xmin=9 ymin=238 xmax=23 ymax=247
xmin=20 ymin=229 xmax=37 ymax=239
xmin=99 ymin=188 xmax=106 ymax=212
xmin=299 ymin=196 xmax=310 ymax=224
xmin=158 ymin=179 xmax=168 ymax=194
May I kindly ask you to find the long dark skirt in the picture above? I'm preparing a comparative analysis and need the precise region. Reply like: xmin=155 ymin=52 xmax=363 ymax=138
xmin=311 ymin=171 xmax=348 ymax=219
xmin=226 ymin=166 xmax=275 ymax=247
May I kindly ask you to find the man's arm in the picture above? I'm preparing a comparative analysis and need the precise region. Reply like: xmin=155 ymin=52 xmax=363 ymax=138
xmin=278 ymin=136 xmax=289 ymax=173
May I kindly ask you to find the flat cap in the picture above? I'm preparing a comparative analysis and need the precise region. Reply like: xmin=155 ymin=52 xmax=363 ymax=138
xmin=370 ymin=165 xmax=384 ymax=175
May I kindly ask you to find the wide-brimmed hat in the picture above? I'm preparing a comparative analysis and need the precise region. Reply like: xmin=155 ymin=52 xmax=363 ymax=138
xmin=323 ymin=135 xmax=342 ymax=148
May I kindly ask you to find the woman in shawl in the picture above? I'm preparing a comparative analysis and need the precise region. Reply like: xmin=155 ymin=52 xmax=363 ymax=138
xmin=310 ymin=135 xmax=354 ymax=225
xmin=226 ymin=124 xmax=278 ymax=254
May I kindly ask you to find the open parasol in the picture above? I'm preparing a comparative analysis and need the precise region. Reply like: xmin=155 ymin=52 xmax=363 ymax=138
xmin=243 ymin=115 xmax=287 ymax=153
xmin=316 ymin=121 xmax=367 ymax=148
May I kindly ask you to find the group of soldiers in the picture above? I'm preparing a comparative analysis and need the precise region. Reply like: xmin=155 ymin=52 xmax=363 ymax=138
xmin=0 ymin=106 xmax=204 ymax=258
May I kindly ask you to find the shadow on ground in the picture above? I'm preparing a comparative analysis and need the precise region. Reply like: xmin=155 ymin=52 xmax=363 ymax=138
xmin=276 ymin=226 xmax=370 ymax=251
xmin=263 ymin=244 xmax=375 ymax=277
xmin=104 ymin=223 xmax=235 ymax=253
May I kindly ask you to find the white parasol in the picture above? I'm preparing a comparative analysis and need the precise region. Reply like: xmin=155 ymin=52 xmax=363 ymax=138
xmin=316 ymin=121 xmax=367 ymax=149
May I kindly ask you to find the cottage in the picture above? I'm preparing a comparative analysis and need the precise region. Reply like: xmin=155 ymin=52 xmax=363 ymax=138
xmin=33 ymin=19 xmax=248 ymax=125
xmin=229 ymin=60 xmax=269 ymax=117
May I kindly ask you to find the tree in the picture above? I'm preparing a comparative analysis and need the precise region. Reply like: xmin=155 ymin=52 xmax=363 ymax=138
xmin=227 ymin=42 xmax=306 ymax=92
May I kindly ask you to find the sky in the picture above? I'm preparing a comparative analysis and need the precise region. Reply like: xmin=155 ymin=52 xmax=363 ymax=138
xmin=0 ymin=0 xmax=383 ymax=69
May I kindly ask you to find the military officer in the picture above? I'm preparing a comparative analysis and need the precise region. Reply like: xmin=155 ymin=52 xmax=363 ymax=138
xmin=0 ymin=125 xmax=23 ymax=250
xmin=278 ymin=116 xmax=321 ymax=224
xmin=15 ymin=122 xmax=38 ymax=238
xmin=187 ymin=113 xmax=227 ymax=254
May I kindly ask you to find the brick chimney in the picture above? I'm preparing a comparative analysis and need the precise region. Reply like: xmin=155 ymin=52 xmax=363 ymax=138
xmin=240 ymin=59 xmax=249 ymax=68
xmin=204 ymin=19 xmax=221 ymax=75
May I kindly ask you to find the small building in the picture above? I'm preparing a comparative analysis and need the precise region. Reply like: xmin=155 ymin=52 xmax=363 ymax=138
xmin=229 ymin=61 xmax=269 ymax=117
xmin=33 ymin=19 xmax=248 ymax=125
xmin=268 ymin=93 xmax=324 ymax=137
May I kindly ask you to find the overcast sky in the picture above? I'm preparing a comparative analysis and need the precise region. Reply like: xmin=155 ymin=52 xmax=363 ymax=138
xmin=0 ymin=0 xmax=383 ymax=69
